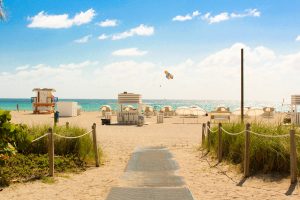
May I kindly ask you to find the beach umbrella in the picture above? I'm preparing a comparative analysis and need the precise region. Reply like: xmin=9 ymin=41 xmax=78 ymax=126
xmin=144 ymin=105 xmax=154 ymax=112
xmin=100 ymin=105 xmax=111 ymax=112
xmin=175 ymin=106 xmax=190 ymax=115
xmin=123 ymin=105 xmax=134 ymax=111
xmin=161 ymin=105 xmax=173 ymax=112
xmin=232 ymin=107 xmax=251 ymax=116
xmin=246 ymin=108 xmax=264 ymax=117
xmin=190 ymin=107 xmax=207 ymax=116
xmin=215 ymin=105 xmax=230 ymax=112
xmin=263 ymin=107 xmax=275 ymax=112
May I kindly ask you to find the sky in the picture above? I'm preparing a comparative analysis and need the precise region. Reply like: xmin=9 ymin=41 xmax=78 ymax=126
xmin=0 ymin=0 xmax=300 ymax=101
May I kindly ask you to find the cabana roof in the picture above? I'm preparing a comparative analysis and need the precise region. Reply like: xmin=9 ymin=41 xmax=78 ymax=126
xmin=32 ymin=88 xmax=56 ymax=92
xmin=118 ymin=92 xmax=142 ymax=104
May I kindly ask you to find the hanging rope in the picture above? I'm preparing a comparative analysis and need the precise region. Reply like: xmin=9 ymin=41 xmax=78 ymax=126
xmin=53 ymin=130 xmax=92 ymax=139
xmin=31 ymin=133 xmax=49 ymax=142
xmin=221 ymin=128 xmax=245 ymax=136
xmin=248 ymin=130 xmax=290 ymax=138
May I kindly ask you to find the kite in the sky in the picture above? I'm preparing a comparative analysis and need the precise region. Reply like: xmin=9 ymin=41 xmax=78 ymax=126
xmin=164 ymin=70 xmax=174 ymax=80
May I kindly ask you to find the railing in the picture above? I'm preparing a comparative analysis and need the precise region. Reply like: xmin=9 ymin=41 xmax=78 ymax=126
xmin=31 ymin=123 xmax=99 ymax=177
xmin=202 ymin=121 xmax=299 ymax=184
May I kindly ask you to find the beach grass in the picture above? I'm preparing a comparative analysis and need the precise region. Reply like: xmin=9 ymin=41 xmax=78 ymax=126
xmin=205 ymin=122 xmax=300 ymax=174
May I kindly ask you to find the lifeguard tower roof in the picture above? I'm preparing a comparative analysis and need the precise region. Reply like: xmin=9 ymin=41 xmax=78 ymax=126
xmin=118 ymin=92 xmax=142 ymax=104
xmin=32 ymin=88 xmax=56 ymax=92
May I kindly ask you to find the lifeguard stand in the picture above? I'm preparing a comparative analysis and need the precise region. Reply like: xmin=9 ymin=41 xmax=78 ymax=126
xmin=291 ymin=95 xmax=300 ymax=125
xmin=31 ymin=88 xmax=57 ymax=114
xmin=117 ymin=92 xmax=143 ymax=125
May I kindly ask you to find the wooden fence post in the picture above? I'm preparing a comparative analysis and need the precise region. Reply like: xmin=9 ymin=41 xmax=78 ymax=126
xmin=66 ymin=122 xmax=69 ymax=129
xmin=244 ymin=123 xmax=251 ymax=178
xmin=92 ymin=123 xmax=100 ymax=167
xmin=202 ymin=123 xmax=206 ymax=146
xmin=218 ymin=123 xmax=223 ymax=162
xmin=207 ymin=121 xmax=211 ymax=152
xmin=48 ymin=127 xmax=54 ymax=177
xmin=289 ymin=129 xmax=298 ymax=184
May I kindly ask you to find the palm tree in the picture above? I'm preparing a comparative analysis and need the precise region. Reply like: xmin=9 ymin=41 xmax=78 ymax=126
xmin=0 ymin=0 xmax=5 ymax=20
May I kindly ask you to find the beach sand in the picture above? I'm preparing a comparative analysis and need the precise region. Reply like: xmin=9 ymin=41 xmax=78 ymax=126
xmin=0 ymin=111 xmax=299 ymax=200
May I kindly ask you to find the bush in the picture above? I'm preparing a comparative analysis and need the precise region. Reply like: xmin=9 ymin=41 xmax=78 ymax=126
xmin=206 ymin=123 xmax=300 ymax=174
xmin=0 ymin=110 xmax=102 ymax=186
xmin=0 ymin=154 xmax=85 ymax=186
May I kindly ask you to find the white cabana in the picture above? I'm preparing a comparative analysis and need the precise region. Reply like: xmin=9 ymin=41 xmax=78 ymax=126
xmin=123 ymin=105 xmax=134 ymax=111
xmin=263 ymin=106 xmax=275 ymax=118
xmin=175 ymin=106 xmax=190 ymax=116
xmin=57 ymin=102 xmax=79 ymax=117
xmin=161 ymin=105 xmax=174 ymax=117
xmin=144 ymin=105 xmax=154 ymax=117
xmin=117 ymin=92 xmax=143 ymax=125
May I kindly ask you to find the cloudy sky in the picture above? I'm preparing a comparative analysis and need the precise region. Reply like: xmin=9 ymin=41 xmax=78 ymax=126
xmin=0 ymin=0 xmax=300 ymax=101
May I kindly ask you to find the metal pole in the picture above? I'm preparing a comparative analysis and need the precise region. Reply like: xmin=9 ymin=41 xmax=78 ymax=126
xmin=241 ymin=48 xmax=244 ymax=123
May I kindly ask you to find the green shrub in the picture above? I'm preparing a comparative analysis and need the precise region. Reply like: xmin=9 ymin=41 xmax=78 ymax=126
xmin=0 ymin=154 xmax=85 ymax=186
xmin=206 ymin=123 xmax=300 ymax=174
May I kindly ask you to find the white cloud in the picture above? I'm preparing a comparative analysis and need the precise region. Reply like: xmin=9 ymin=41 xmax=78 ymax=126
xmin=202 ymin=8 xmax=260 ymax=24
xmin=2 ymin=43 xmax=300 ymax=101
xmin=98 ymin=34 xmax=109 ymax=40
xmin=112 ymin=48 xmax=148 ymax=56
xmin=112 ymin=24 xmax=154 ymax=40
xmin=16 ymin=65 xmax=30 ymax=71
xmin=74 ymin=35 xmax=92 ymax=43
xmin=97 ymin=19 xmax=118 ymax=27
xmin=27 ymin=8 xmax=96 ymax=29
xmin=296 ymin=35 xmax=300 ymax=41
xmin=172 ymin=10 xmax=200 ymax=22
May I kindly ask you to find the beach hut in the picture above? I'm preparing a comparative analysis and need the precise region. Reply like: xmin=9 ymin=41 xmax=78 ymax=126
xmin=57 ymin=102 xmax=79 ymax=117
xmin=31 ymin=88 xmax=57 ymax=114
xmin=117 ymin=92 xmax=143 ymax=125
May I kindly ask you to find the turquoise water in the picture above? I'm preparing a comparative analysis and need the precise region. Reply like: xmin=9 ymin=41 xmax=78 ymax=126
xmin=0 ymin=98 xmax=288 ymax=112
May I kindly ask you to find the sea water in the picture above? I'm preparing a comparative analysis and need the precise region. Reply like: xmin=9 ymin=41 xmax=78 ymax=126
xmin=0 ymin=98 xmax=289 ymax=112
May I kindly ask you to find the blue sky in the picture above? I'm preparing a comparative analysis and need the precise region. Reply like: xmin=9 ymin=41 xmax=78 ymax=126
xmin=0 ymin=0 xmax=300 ymax=100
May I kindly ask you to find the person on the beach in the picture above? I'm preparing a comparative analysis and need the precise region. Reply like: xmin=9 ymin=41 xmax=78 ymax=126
xmin=16 ymin=104 xmax=19 ymax=112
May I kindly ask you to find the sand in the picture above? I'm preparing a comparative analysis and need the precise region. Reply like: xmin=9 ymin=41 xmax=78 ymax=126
xmin=0 ymin=111 xmax=299 ymax=200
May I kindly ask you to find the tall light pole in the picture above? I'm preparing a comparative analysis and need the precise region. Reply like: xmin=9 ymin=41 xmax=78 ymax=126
xmin=241 ymin=48 xmax=244 ymax=123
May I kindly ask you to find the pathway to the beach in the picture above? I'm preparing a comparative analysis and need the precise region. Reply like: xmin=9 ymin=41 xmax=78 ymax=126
xmin=105 ymin=146 xmax=194 ymax=200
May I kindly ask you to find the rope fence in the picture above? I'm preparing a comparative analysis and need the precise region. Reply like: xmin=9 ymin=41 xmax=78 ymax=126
xmin=31 ymin=122 xmax=99 ymax=177
xmin=31 ymin=133 xmax=49 ymax=143
xmin=201 ymin=121 xmax=299 ymax=184
xmin=53 ymin=130 xmax=93 ymax=139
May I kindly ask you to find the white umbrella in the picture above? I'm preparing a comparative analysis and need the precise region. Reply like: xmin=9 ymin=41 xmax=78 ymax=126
xmin=176 ymin=106 xmax=190 ymax=115
xmin=246 ymin=108 xmax=264 ymax=117
xmin=100 ymin=105 xmax=111 ymax=112
xmin=144 ymin=105 xmax=154 ymax=112
xmin=161 ymin=105 xmax=173 ymax=112
xmin=190 ymin=107 xmax=207 ymax=116
xmin=232 ymin=107 xmax=251 ymax=116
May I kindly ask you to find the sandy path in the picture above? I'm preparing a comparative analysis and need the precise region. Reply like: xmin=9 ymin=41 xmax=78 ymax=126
xmin=0 ymin=111 xmax=299 ymax=200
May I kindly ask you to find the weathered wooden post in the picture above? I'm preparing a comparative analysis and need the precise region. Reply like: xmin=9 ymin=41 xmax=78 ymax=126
xmin=66 ymin=122 xmax=69 ymax=129
xmin=244 ymin=123 xmax=251 ymax=178
xmin=48 ymin=127 xmax=54 ymax=177
xmin=207 ymin=121 xmax=211 ymax=152
xmin=218 ymin=123 xmax=223 ymax=162
xmin=289 ymin=129 xmax=298 ymax=184
xmin=202 ymin=123 xmax=206 ymax=146
xmin=92 ymin=123 xmax=100 ymax=167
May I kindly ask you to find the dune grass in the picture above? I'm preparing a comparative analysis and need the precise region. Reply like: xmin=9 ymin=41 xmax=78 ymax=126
xmin=205 ymin=122 xmax=300 ymax=174
xmin=1 ymin=123 xmax=102 ymax=186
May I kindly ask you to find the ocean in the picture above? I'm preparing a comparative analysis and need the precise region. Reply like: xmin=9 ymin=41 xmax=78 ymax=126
xmin=0 ymin=98 xmax=289 ymax=112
